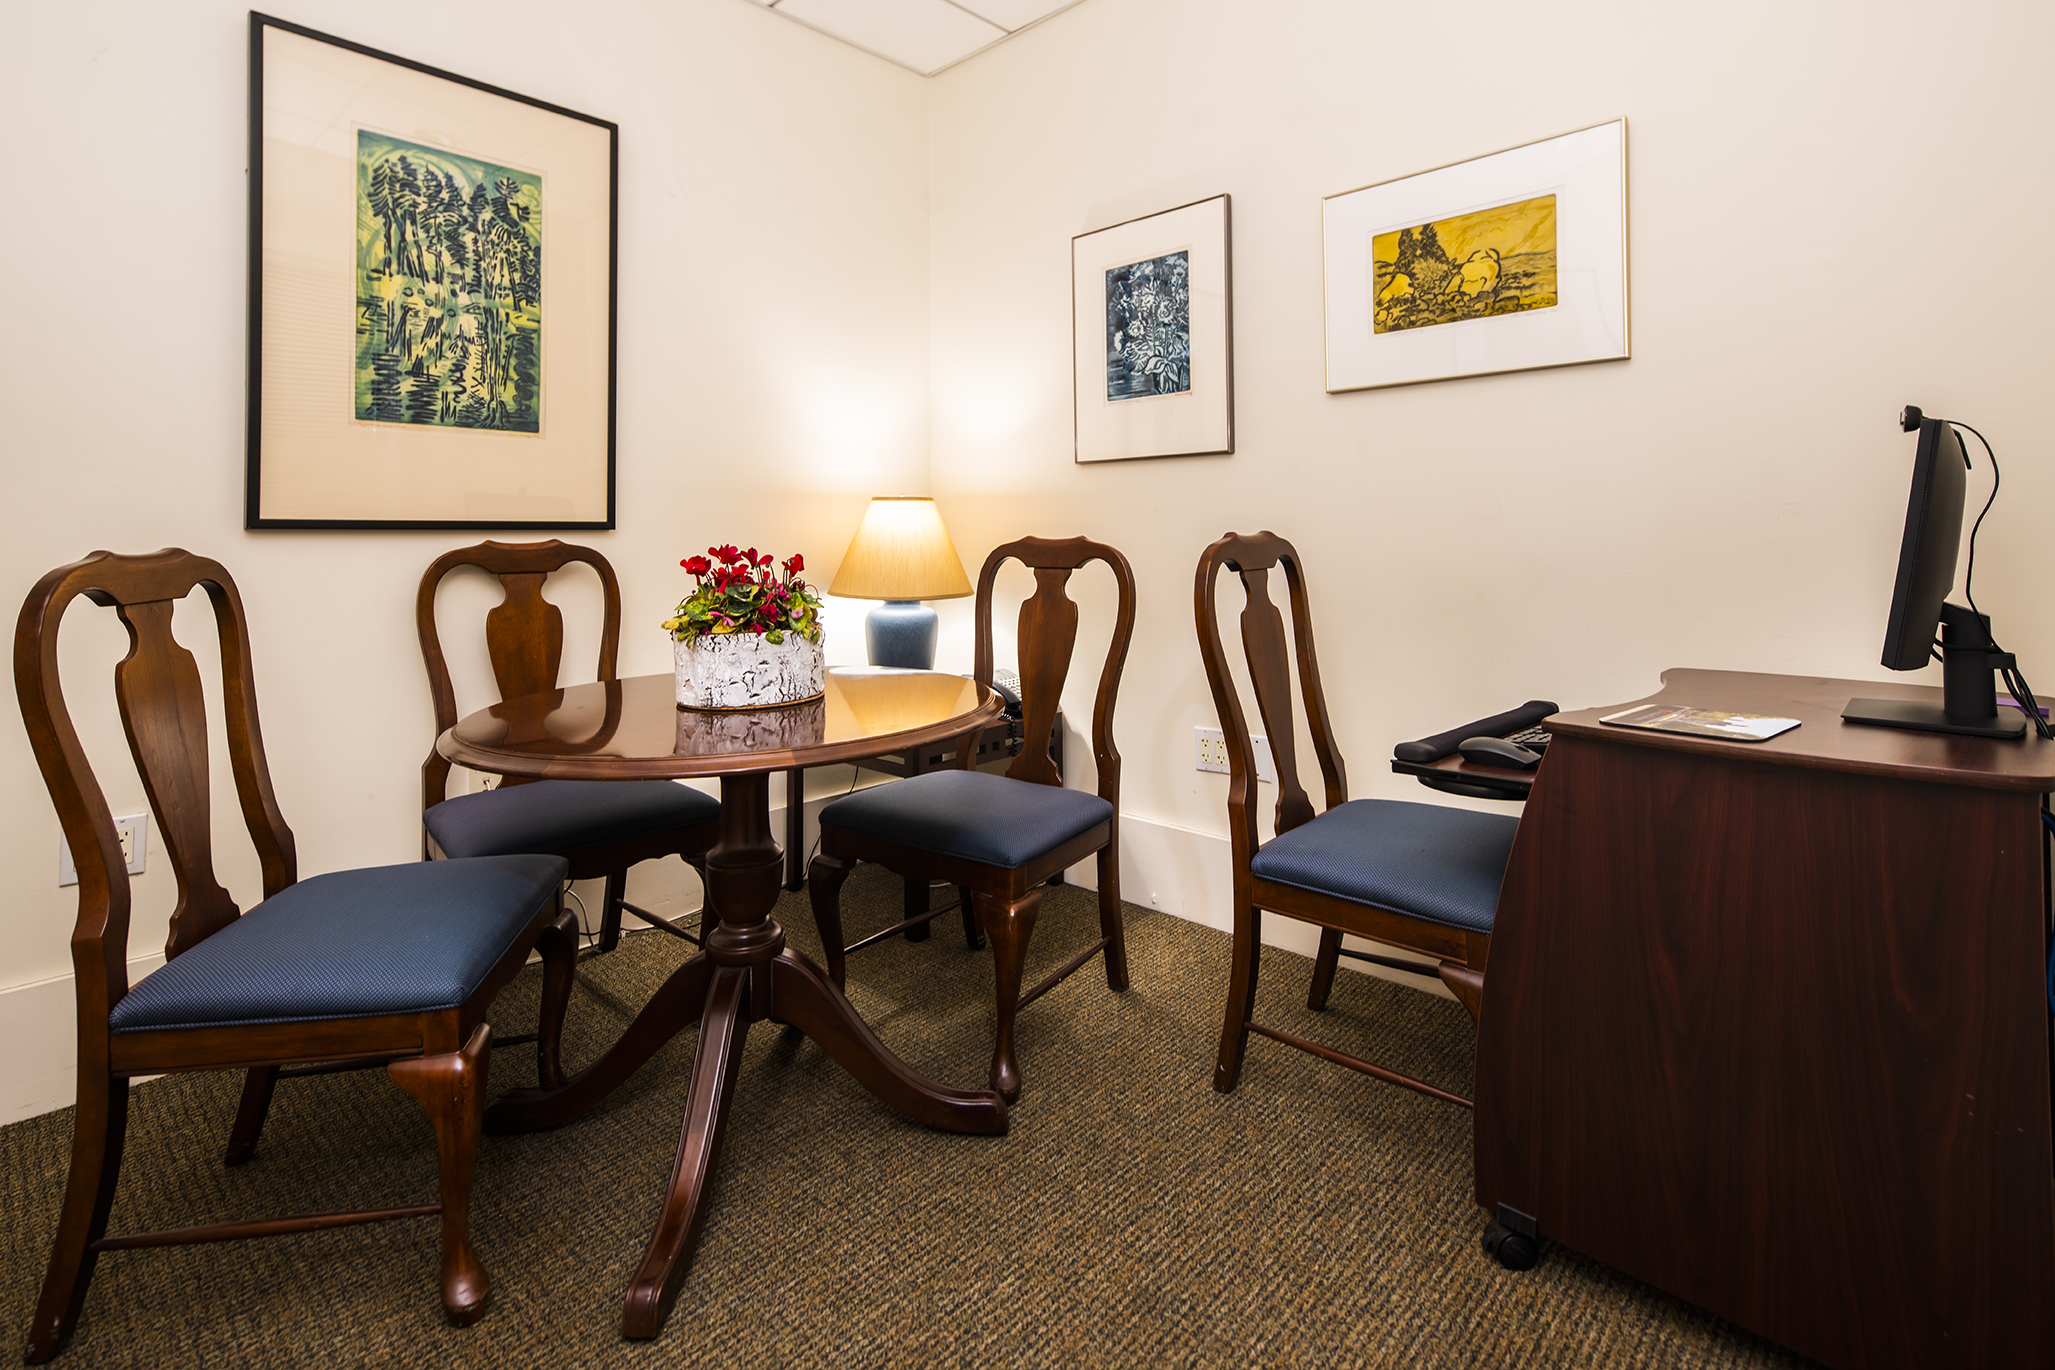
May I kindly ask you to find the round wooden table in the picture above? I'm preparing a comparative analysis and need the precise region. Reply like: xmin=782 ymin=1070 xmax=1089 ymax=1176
xmin=437 ymin=668 xmax=1010 ymax=1339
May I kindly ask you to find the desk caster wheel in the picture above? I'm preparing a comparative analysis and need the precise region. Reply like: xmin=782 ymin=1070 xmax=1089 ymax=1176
xmin=1482 ymin=1205 xmax=1540 ymax=1271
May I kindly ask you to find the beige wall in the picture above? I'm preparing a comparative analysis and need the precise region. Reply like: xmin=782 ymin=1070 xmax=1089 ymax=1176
xmin=925 ymin=0 xmax=2055 ymax=851
xmin=0 ymin=0 xmax=932 ymax=1117
xmin=4 ymin=0 xmax=2051 ymax=1118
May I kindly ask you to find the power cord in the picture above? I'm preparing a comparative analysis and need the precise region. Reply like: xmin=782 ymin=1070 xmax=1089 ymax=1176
xmin=801 ymin=766 xmax=862 ymax=873
xmin=1938 ymin=420 xmax=2053 ymax=741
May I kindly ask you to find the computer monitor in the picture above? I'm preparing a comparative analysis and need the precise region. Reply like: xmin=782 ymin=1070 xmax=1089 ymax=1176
xmin=1843 ymin=408 xmax=2024 ymax=739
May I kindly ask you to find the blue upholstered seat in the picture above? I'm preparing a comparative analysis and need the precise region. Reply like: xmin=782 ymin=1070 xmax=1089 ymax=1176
xmin=1248 ymin=798 xmax=1516 ymax=935
xmin=425 ymin=779 xmax=718 ymax=860
xmin=108 ymin=855 xmax=568 ymax=1033
xmin=820 ymin=770 xmax=1113 ymax=870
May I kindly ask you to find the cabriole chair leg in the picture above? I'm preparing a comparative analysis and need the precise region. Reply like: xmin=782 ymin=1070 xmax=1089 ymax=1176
xmin=388 ymin=1025 xmax=493 ymax=1326
xmin=806 ymin=853 xmax=854 ymax=989
xmin=534 ymin=908 xmax=579 ymax=1090
xmin=975 ymin=889 xmax=1041 ymax=1103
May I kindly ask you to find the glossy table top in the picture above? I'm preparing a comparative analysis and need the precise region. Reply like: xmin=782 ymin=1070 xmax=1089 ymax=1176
xmin=1551 ymin=667 xmax=2055 ymax=791
xmin=438 ymin=668 xmax=1003 ymax=781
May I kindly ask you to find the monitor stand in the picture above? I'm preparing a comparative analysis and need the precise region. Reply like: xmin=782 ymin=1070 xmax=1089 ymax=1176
xmin=1845 ymin=603 xmax=2027 ymax=739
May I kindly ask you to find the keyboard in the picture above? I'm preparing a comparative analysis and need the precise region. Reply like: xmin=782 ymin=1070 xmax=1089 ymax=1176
xmin=1506 ymin=725 xmax=1552 ymax=753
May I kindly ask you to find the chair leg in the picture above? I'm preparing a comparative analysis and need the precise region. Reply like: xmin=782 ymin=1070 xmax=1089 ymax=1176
xmin=535 ymin=907 xmax=579 ymax=1090
xmin=1212 ymin=894 xmax=1263 ymax=1093
xmin=903 ymin=873 xmax=931 ymax=942
xmin=806 ymin=853 xmax=854 ymax=989
xmin=974 ymin=888 xmax=1041 ymax=1104
xmin=596 ymin=871 xmax=628 ymax=954
xmin=223 ymin=1066 xmax=280 ymax=1166
xmin=1307 ymin=928 xmax=1343 ymax=1011
xmin=25 ymin=1073 xmax=129 ymax=1364
xmin=389 ymin=1025 xmax=493 ymax=1327
xmin=1438 ymin=961 xmax=1485 ymax=1025
xmin=1095 ymin=845 xmax=1129 ymax=991
xmin=957 ymin=886 xmax=983 ymax=951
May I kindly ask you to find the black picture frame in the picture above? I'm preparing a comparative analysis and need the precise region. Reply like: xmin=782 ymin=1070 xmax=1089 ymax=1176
xmin=247 ymin=12 xmax=618 ymax=529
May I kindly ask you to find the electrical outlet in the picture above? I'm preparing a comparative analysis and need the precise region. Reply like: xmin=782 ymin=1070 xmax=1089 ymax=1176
xmin=59 ymin=812 xmax=148 ymax=887
xmin=1195 ymin=728 xmax=1277 ymax=783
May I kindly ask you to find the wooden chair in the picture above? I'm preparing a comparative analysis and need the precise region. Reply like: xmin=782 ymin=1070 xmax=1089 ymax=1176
xmin=1195 ymin=532 xmax=1517 ymax=1108
xmin=805 ymin=536 xmax=1135 ymax=1102
xmin=419 ymin=540 xmax=719 ymax=953
xmin=14 ymin=549 xmax=578 ymax=1361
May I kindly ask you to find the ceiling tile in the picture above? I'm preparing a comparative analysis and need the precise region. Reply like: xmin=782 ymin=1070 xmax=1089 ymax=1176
xmin=947 ymin=0 xmax=1073 ymax=31
xmin=775 ymin=0 xmax=1007 ymax=74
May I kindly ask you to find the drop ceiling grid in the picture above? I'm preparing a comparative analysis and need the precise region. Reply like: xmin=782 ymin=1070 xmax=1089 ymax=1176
xmin=749 ymin=0 xmax=1088 ymax=76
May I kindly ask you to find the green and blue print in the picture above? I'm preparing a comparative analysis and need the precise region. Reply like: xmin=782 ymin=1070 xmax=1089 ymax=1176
xmin=355 ymin=130 xmax=542 ymax=432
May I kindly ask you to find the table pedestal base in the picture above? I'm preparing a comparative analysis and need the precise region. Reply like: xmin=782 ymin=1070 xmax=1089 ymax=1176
xmin=482 ymin=772 xmax=1009 ymax=1340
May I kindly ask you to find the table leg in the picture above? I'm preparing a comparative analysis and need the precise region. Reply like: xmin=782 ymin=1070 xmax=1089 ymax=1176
xmin=483 ymin=954 xmax=712 ymax=1135
xmin=620 ymin=965 xmax=751 ymax=1338
xmin=768 ymin=949 xmax=1009 ymax=1133
xmin=616 ymin=771 xmax=1008 ymax=1341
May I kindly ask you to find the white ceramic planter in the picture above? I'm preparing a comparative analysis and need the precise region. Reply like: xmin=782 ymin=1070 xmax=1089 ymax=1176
xmin=674 ymin=631 xmax=826 ymax=711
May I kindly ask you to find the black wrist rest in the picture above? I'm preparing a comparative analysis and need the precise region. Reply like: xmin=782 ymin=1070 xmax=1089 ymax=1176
xmin=1394 ymin=700 xmax=1558 ymax=764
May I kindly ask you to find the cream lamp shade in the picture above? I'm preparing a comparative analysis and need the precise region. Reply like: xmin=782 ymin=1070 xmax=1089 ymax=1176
xmin=828 ymin=497 xmax=974 ymax=601
xmin=830 ymin=497 xmax=972 ymax=669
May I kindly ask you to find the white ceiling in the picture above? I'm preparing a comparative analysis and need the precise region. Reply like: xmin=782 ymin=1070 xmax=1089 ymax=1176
xmin=745 ymin=0 xmax=1089 ymax=76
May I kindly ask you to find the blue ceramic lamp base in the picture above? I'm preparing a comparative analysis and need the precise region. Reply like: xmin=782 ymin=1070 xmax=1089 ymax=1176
xmin=864 ymin=600 xmax=938 ymax=669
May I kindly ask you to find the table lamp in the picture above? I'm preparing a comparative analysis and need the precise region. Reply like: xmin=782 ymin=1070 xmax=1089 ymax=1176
xmin=829 ymin=496 xmax=973 ymax=670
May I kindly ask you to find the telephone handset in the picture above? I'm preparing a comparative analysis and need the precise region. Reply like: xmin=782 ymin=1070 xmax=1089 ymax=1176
xmin=990 ymin=668 xmax=1024 ymax=719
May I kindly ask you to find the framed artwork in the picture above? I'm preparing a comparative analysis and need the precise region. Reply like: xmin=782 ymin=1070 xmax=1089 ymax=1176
xmin=247 ymin=13 xmax=617 ymax=529
xmin=1072 ymin=194 xmax=1233 ymax=464
xmin=1323 ymin=120 xmax=1628 ymax=393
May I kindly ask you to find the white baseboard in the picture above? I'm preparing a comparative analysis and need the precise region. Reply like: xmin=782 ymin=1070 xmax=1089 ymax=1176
xmin=0 ymin=952 xmax=164 ymax=1127
xmin=0 ymin=796 xmax=1443 ymax=1127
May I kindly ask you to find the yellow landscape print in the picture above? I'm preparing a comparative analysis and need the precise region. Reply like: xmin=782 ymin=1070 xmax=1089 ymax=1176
xmin=1371 ymin=194 xmax=1557 ymax=334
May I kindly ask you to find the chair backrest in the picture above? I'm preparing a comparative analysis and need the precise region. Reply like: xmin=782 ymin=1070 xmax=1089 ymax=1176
xmin=417 ymin=539 xmax=623 ymax=811
xmin=967 ymin=536 xmax=1135 ymax=802
xmin=14 ymin=550 xmax=298 ymax=1023
xmin=1194 ymin=532 xmax=1348 ymax=867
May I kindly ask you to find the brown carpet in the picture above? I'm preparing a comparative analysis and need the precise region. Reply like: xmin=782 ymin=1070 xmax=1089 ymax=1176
xmin=2 ymin=866 xmax=1812 ymax=1367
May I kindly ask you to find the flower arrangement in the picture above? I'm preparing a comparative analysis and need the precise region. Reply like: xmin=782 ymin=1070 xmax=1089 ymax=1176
xmin=663 ymin=544 xmax=822 ymax=647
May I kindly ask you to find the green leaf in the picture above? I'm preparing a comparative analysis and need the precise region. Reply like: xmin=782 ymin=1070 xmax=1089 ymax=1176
xmin=765 ymin=629 xmax=785 ymax=644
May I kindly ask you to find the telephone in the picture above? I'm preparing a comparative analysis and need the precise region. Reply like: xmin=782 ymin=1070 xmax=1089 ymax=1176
xmin=990 ymin=668 xmax=1024 ymax=719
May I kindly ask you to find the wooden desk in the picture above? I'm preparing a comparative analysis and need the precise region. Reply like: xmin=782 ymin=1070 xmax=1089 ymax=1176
xmin=437 ymin=669 xmax=1008 ymax=1341
xmin=1473 ymin=669 xmax=2055 ymax=1368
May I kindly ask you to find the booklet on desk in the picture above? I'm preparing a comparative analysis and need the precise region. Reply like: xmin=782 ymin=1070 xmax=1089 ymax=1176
xmin=1598 ymin=703 xmax=1801 ymax=742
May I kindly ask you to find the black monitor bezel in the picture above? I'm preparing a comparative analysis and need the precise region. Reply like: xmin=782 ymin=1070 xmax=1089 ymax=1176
xmin=1879 ymin=417 xmax=1966 ymax=673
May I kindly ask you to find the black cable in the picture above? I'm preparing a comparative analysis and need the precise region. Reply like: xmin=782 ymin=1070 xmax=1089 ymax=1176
xmin=1943 ymin=420 xmax=2054 ymax=740
xmin=1951 ymin=420 xmax=1999 ymax=628
xmin=802 ymin=767 xmax=862 ymax=872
